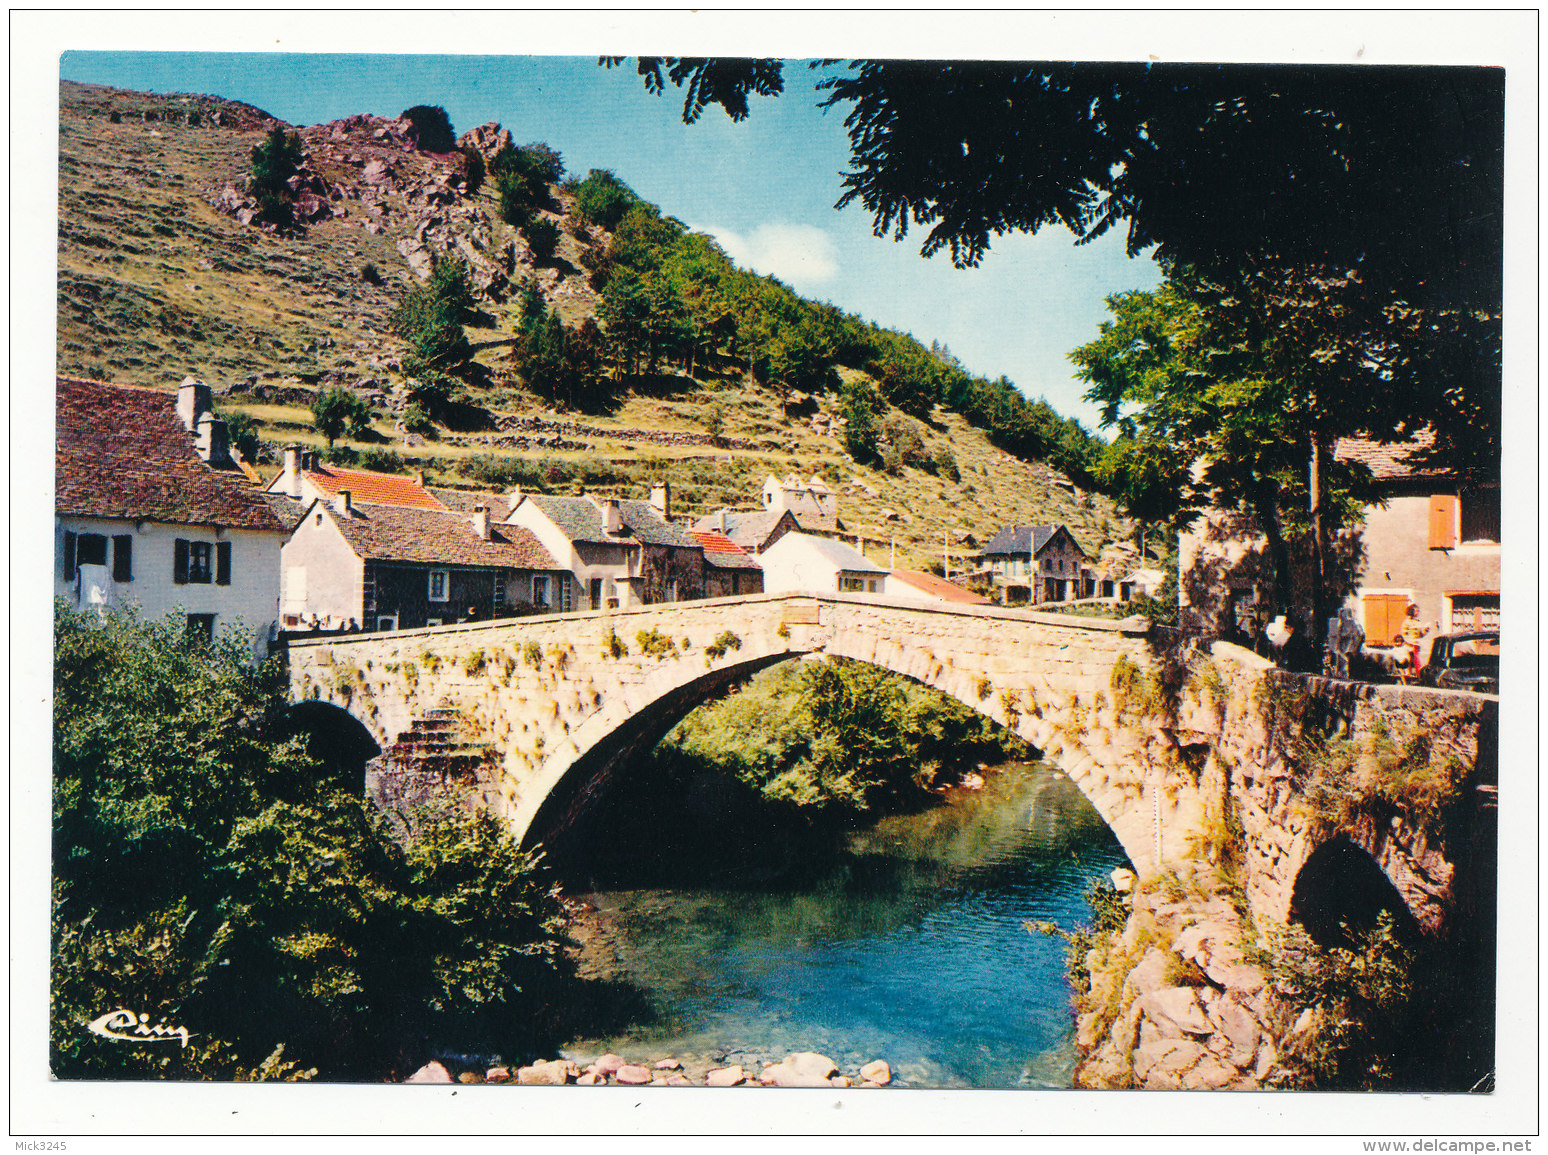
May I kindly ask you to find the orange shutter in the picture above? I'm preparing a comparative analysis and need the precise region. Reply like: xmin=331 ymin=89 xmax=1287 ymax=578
xmin=1428 ymin=494 xmax=1459 ymax=549
xmin=1362 ymin=594 xmax=1409 ymax=646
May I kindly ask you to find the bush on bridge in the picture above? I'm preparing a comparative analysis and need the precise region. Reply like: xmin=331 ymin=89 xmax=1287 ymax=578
xmin=51 ymin=605 xmax=571 ymax=1080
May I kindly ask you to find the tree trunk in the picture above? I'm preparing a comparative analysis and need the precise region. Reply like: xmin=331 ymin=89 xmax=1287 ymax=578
xmin=1309 ymin=430 xmax=1331 ymax=667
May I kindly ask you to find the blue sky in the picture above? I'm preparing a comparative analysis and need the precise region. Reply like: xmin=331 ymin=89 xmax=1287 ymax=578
xmin=60 ymin=51 xmax=1163 ymax=428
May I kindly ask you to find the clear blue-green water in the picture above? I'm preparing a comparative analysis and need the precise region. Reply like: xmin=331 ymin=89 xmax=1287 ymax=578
xmin=560 ymin=762 xmax=1128 ymax=1088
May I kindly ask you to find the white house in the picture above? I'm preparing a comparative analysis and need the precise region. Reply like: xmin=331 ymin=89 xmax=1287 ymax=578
xmin=759 ymin=532 xmax=887 ymax=595
xmin=884 ymin=569 xmax=992 ymax=606
xmin=56 ymin=377 xmax=287 ymax=657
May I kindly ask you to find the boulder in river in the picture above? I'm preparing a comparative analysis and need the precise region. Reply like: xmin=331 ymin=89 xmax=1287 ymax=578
xmin=859 ymin=1059 xmax=892 ymax=1085
xmin=614 ymin=1064 xmax=652 ymax=1085
xmin=405 ymin=1060 xmax=452 ymax=1084
xmin=588 ymin=1052 xmax=625 ymax=1076
xmin=760 ymin=1052 xmax=838 ymax=1087
xmin=706 ymin=1065 xmax=745 ymax=1087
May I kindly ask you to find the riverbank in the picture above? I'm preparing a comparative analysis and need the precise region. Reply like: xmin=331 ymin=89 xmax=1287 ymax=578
xmin=404 ymin=1050 xmax=894 ymax=1088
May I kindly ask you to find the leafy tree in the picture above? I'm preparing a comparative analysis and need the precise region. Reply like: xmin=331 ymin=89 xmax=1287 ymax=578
xmin=399 ymin=105 xmax=456 ymax=153
xmin=572 ymin=169 xmax=640 ymax=232
xmin=51 ymin=607 xmax=571 ymax=1079
xmin=247 ymin=127 xmax=303 ymax=225
xmin=309 ymin=387 xmax=372 ymax=448
xmin=220 ymin=410 xmax=261 ymax=463
xmin=840 ymin=379 xmax=881 ymax=463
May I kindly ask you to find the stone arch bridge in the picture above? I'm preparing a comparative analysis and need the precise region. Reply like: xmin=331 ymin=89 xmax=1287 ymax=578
xmin=286 ymin=592 xmax=1495 ymax=934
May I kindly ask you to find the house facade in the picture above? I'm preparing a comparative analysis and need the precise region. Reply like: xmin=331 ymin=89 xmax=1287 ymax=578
xmin=691 ymin=508 xmax=802 ymax=556
xmin=55 ymin=377 xmax=286 ymax=656
xmin=1178 ymin=435 xmax=1501 ymax=645
xmin=884 ymin=569 xmax=991 ymax=607
xmin=686 ymin=529 xmax=765 ymax=598
xmin=504 ymin=489 xmax=705 ymax=611
xmin=981 ymin=524 xmax=1089 ymax=603
xmin=280 ymin=492 xmax=564 ymax=631
xmin=759 ymin=532 xmax=887 ymax=595
xmin=761 ymin=473 xmax=844 ymax=538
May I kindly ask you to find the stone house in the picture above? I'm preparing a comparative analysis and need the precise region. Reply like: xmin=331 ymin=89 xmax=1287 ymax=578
xmin=279 ymin=492 xmax=563 ymax=631
xmin=504 ymin=486 xmax=705 ymax=611
xmin=691 ymin=507 xmax=802 ymax=555
xmin=760 ymin=473 xmax=845 ymax=538
xmin=1178 ymin=433 xmax=1501 ymax=645
xmin=685 ymin=529 xmax=764 ymax=598
xmin=759 ymin=532 xmax=887 ymax=595
xmin=55 ymin=377 xmax=287 ymax=657
xmin=981 ymin=524 xmax=1089 ymax=603
xmin=883 ymin=569 xmax=991 ymax=606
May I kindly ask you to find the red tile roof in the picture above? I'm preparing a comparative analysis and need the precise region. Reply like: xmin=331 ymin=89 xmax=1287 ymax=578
xmin=687 ymin=529 xmax=763 ymax=571
xmin=889 ymin=569 xmax=991 ymax=605
xmin=56 ymin=378 xmax=285 ymax=533
xmin=304 ymin=463 xmax=447 ymax=510
xmin=325 ymin=501 xmax=557 ymax=569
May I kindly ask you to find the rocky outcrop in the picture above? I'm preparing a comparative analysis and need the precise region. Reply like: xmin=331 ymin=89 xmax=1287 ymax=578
xmin=1072 ymin=876 xmax=1294 ymax=1091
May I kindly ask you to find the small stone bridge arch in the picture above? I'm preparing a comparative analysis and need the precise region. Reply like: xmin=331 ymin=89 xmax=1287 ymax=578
xmin=286 ymin=592 xmax=1495 ymax=935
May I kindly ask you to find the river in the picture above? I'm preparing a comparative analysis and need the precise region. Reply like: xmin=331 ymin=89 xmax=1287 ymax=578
xmin=557 ymin=760 xmax=1128 ymax=1088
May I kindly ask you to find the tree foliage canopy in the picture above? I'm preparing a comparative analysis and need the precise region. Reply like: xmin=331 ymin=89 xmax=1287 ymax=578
xmin=52 ymin=608 xmax=571 ymax=1079
xmin=399 ymin=105 xmax=457 ymax=153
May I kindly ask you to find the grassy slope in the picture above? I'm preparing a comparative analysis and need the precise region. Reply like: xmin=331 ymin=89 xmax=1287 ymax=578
xmin=56 ymin=80 xmax=1130 ymax=571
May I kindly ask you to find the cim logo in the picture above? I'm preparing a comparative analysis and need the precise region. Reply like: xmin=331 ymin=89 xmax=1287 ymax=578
xmin=86 ymin=1009 xmax=191 ymax=1047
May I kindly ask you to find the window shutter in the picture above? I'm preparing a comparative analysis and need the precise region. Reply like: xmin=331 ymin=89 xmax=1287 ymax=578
xmin=1428 ymin=494 xmax=1459 ymax=549
xmin=112 ymin=535 xmax=133 ymax=582
xmin=216 ymin=541 xmax=232 ymax=586
xmin=62 ymin=531 xmax=77 ymax=581
xmin=173 ymin=538 xmax=189 ymax=585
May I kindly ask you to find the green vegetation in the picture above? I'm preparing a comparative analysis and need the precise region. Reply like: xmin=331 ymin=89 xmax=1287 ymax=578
xmin=246 ymin=126 xmax=303 ymax=226
xmin=51 ymin=607 xmax=571 ymax=1079
xmin=399 ymin=104 xmax=456 ymax=153
xmin=571 ymin=169 xmax=638 ymax=231
xmin=391 ymin=255 xmax=474 ymax=401
xmin=646 ymin=658 xmax=1028 ymax=817
xmin=309 ymin=386 xmax=373 ymax=448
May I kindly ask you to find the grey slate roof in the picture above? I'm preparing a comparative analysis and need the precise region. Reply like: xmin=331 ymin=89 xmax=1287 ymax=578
xmin=691 ymin=509 xmax=798 ymax=553
xmin=261 ymin=492 xmax=310 ymax=532
xmin=983 ymin=524 xmax=1076 ymax=558
xmin=786 ymin=533 xmax=887 ymax=574
xmin=426 ymin=486 xmax=506 ymax=513
xmin=327 ymin=501 xmax=557 ymax=569
xmin=522 ymin=493 xmax=697 ymax=548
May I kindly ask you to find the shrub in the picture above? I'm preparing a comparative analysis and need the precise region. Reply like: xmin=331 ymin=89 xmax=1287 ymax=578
xmin=247 ymin=126 xmax=304 ymax=226
xmin=636 ymin=628 xmax=679 ymax=660
xmin=572 ymin=169 xmax=639 ymax=231
xmin=704 ymin=630 xmax=742 ymax=660
xmin=523 ymin=641 xmax=544 ymax=669
xmin=360 ymin=263 xmax=381 ymax=284
xmin=603 ymin=629 xmax=628 ymax=659
xmin=934 ymin=448 xmax=961 ymax=482
xmin=221 ymin=410 xmax=261 ymax=463
xmin=392 ymin=256 xmax=473 ymax=380
xmin=524 ymin=217 xmax=561 ymax=259
xmin=399 ymin=105 xmax=456 ymax=153
xmin=401 ymin=403 xmax=436 ymax=438
xmin=463 ymin=649 xmax=487 ymax=677
xmin=840 ymin=381 xmax=880 ymax=463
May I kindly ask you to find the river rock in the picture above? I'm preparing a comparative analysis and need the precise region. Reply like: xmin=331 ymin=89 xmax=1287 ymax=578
xmin=576 ymin=1072 xmax=604 ymax=1086
xmin=858 ymin=1060 xmax=891 ymax=1085
xmin=761 ymin=1052 xmax=838 ymax=1087
xmin=653 ymin=1058 xmax=682 ymax=1070
xmin=589 ymin=1053 xmax=625 ymax=1076
xmin=458 ymin=1071 xmax=483 ymax=1084
xmin=615 ymin=1064 xmax=652 ymax=1085
xmin=706 ymin=1065 xmax=745 ymax=1087
xmin=831 ymin=1075 xmax=853 ymax=1088
xmin=517 ymin=1059 xmax=572 ymax=1085
xmin=406 ymin=1060 xmax=452 ymax=1084
xmin=485 ymin=1066 xmax=510 ymax=1082
xmin=662 ymin=1074 xmax=692 ymax=1087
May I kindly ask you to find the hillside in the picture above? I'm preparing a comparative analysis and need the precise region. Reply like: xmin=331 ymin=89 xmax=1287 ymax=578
xmin=56 ymin=80 xmax=1133 ymax=572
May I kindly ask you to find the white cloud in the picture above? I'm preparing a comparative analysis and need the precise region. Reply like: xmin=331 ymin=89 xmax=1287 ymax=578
xmin=697 ymin=222 xmax=839 ymax=288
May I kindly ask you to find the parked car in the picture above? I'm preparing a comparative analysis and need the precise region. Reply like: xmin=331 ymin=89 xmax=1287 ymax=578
xmin=1419 ymin=631 xmax=1500 ymax=694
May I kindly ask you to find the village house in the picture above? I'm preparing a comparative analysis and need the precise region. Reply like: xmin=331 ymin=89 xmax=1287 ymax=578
xmin=980 ymin=524 xmax=1089 ymax=604
xmin=759 ymin=532 xmax=887 ymax=595
xmin=265 ymin=446 xmax=446 ymax=511
xmin=504 ymin=484 xmax=705 ymax=611
xmin=278 ymin=490 xmax=564 ymax=631
xmin=1178 ymin=433 xmax=1501 ymax=648
xmin=55 ymin=377 xmax=287 ymax=656
xmin=690 ymin=507 xmax=802 ymax=556
xmin=760 ymin=473 xmax=846 ymax=539
xmin=685 ymin=529 xmax=765 ymax=598
xmin=883 ymin=569 xmax=992 ymax=607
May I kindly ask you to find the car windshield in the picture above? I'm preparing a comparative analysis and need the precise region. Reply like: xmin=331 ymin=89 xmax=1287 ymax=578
xmin=1446 ymin=635 xmax=1500 ymax=668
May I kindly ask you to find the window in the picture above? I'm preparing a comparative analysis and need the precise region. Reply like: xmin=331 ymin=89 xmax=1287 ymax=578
xmin=589 ymin=577 xmax=603 ymax=609
xmin=840 ymin=576 xmax=867 ymax=592
xmin=186 ymin=613 xmax=215 ymax=643
xmin=1448 ymin=593 xmax=1500 ymax=632
xmin=532 ymin=574 xmax=552 ymax=608
xmin=376 ymin=616 xmax=398 ymax=632
xmin=428 ymin=570 xmax=449 ymax=601
xmin=174 ymin=539 xmax=214 ymax=584
xmin=76 ymin=533 xmax=108 ymax=568
xmin=425 ymin=618 xmax=442 ymax=628
xmin=1459 ymin=487 xmax=1501 ymax=544
xmin=664 ymin=579 xmax=678 ymax=603
xmin=112 ymin=534 xmax=133 ymax=582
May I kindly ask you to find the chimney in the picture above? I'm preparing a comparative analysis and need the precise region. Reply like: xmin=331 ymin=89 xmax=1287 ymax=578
xmin=717 ymin=508 xmax=728 ymax=533
xmin=334 ymin=489 xmax=352 ymax=515
xmin=471 ymin=505 xmax=491 ymax=540
xmin=416 ymin=470 xmax=427 ymax=486
xmin=649 ymin=482 xmax=671 ymax=519
xmin=280 ymin=446 xmax=304 ymax=497
xmin=603 ymin=498 xmax=622 ymax=534
xmin=195 ymin=413 xmax=230 ymax=465
xmin=507 ymin=484 xmax=523 ymax=514
xmin=176 ymin=376 xmax=211 ymax=433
